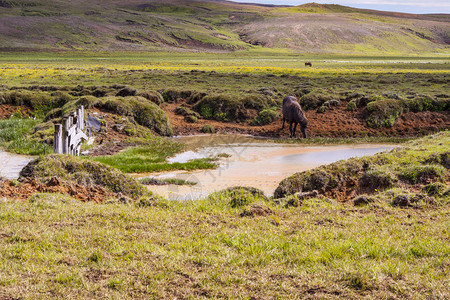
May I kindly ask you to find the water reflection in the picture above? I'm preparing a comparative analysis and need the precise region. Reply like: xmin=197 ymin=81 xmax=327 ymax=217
xmin=139 ymin=135 xmax=396 ymax=200
xmin=0 ymin=150 xmax=33 ymax=180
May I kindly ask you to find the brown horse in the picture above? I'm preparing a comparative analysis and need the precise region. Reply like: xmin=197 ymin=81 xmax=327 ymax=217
xmin=282 ymin=96 xmax=308 ymax=138
xmin=305 ymin=62 xmax=312 ymax=67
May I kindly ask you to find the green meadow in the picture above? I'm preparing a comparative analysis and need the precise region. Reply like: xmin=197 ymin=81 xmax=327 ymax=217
xmin=0 ymin=51 xmax=448 ymax=298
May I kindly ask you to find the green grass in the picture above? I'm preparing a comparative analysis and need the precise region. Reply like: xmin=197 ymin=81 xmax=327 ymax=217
xmin=0 ymin=194 xmax=448 ymax=298
xmin=90 ymin=138 xmax=216 ymax=173
xmin=0 ymin=52 xmax=448 ymax=98
xmin=0 ymin=118 xmax=52 ymax=156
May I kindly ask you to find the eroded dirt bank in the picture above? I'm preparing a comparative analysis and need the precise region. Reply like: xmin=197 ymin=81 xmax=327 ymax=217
xmin=163 ymin=100 xmax=450 ymax=138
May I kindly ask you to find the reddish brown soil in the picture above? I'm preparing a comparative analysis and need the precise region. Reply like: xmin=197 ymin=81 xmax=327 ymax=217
xmin=79 ymin=108 xmax=140 ymax=156
xmin=163 ymin=100 xmax=450 ymax=138
xmin=0 ymin=104 xmax=31 ymax=119
xmin=0 ymin=177 xmax=114 ymax=202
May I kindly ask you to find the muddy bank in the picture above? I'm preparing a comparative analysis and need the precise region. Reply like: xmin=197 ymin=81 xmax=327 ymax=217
xmin=164 ymin=100 xmax=450 ymax=138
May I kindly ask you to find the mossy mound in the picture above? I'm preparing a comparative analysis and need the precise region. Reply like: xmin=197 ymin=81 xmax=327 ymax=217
xmin=161 ymin=89 xmax=193 ymax=102
xmin=137 ymin=90 xmax=164 ymax=105
xmin=130 ymin=97 xmax=173 ymax=136
xmin=252 ymin=108 xmax=280 ymax=126
xmin=206 ymin=186 xmax=267 ymax=208
xmin=20 ymin=154 xmax=146 ymax=199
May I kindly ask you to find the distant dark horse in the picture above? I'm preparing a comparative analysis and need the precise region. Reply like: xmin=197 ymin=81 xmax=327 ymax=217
xmin=282 ymin=96 xmax=308 ymax=138
xmin=305 ymin=62 xmax=312 ymax=67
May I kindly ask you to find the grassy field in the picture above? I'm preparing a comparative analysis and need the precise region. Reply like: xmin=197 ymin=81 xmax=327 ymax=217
xmin=0 ymin=186 xmax=448 ymax=298
xmin=0 ymin=55 xmax=448 ymax=297
xmin=0 ymin=52 xmax=448 ymax=100
xmin=0 ymin=131 xmax=448 ymax=298
xmin=0 ymin=51 xmax=448 ymax=171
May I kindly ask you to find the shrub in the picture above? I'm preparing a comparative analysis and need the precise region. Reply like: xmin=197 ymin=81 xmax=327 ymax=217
xmin=346 ymin=100 xmax=357 ymax=111
xmin=252 ymin=108 xmax=280 ymax=125
xmin=405 ymin=95 xmax=433 ymax=112
xmin=162 ymin=89 xmax=192 ymax=102
xmin=366 ymin=99 xmax=403 ymax=128
xmin=300 ymin=92 xmax=333 ymax=110
xmin=201 ymin=124 xmax=215 ymax=134
xmin=193 ymin=94 xmax=249 ymax=122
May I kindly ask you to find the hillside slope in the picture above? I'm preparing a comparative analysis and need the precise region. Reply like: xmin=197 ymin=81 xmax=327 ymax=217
xmin=0 ymin=0 xmax=448 ymax=53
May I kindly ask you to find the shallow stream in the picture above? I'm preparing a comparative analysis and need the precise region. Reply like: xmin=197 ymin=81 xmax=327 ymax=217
xmin=0 ymin=150 xmax=33 ymax=180
xmin=137 ymin=135 xmax=396 ymax=200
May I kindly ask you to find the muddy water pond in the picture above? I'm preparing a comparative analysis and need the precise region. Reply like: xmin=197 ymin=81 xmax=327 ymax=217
xmin=137 ymin=135 xmax=396 ymax=200
xmin=0 ymin=150 xmax=33 ymax=180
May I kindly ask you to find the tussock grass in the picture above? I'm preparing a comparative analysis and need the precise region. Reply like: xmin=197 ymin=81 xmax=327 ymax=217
xmin=0 ymin=195 xmax=448 ymax=298
xmin=0 ymin=118 xmax=52 ymax=155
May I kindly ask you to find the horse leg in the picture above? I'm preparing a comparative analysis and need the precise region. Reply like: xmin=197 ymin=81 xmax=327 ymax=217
xmin=289 ymin=121 xmax=293 ymax=138
xmin=292 ymin=122 xmax=298 ymax=138
xmin=282 ymin=117 xmax=285 ymax=130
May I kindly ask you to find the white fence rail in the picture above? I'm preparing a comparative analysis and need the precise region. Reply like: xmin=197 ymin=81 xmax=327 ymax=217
xmin=54 ymin=106 xmax=88 ymax=155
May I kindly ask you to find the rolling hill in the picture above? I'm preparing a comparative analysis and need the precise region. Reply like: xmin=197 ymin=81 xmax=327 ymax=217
xmin=0 ymin=0 xmax=448 ymax=53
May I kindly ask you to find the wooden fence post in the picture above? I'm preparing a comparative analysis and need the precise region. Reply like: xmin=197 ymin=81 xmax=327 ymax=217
xmin=54 ymin=106 xmax=88 ymax=155
xmin=54 ymin=124 xmax=62 ymax=154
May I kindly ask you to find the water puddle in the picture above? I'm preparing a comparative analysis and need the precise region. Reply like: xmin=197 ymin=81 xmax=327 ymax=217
xmin=0 ymin=150 xmax=34 ymax=180
xmin=136 ymin=135 xmax=396 ymax=200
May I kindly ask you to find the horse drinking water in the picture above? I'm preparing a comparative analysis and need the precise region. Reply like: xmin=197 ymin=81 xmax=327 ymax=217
xmin=282 ymin=96 xmax=308 ymax=138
